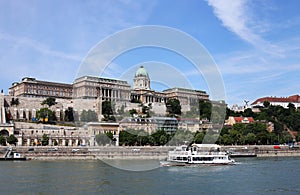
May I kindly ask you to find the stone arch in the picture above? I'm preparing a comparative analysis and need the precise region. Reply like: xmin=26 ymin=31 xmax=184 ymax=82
xmin=0 ymin=129 xmax=9 ymax=137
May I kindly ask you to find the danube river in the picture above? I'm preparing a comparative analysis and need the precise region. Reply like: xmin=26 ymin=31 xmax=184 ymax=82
xmin=0 ymin=157 xmax=299 ymax=194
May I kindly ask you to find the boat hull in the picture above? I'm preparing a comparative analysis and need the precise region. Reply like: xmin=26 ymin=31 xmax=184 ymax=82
xmin=160 ymin=161 xmax=235 ymax=167
xmin=0 ymin=157 xmax=27 ymax=161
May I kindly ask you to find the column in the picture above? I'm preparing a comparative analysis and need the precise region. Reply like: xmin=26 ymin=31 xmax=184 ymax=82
xmin=17 ymin=137 xmax=22 ymax=146
xmin=25 ymin=109 xmax=30 ymax=121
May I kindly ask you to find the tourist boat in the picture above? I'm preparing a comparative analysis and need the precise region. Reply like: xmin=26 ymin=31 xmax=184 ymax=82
xmin=0 ymin=147 xmax=26 ymax=161
xmin=161 ymin=144 xmax=235 ymax=166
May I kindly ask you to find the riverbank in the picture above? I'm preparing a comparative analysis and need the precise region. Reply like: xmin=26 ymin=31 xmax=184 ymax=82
xmin=1 ymin=145 xmax=300 ymax=160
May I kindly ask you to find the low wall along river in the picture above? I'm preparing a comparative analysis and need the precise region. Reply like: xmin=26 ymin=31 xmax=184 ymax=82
xmin=1 ymin=145 xmax=300 ymax=160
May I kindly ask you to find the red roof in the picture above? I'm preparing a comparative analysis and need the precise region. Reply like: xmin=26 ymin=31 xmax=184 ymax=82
xmin=251 ymin=95 xmax=300 ymax=105
xmin=233 ymin=117 xmax=254 ymax=123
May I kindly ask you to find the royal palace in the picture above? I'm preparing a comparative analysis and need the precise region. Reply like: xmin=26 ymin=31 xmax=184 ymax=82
xmin=0 ymin=66 xmax=209 ymax=146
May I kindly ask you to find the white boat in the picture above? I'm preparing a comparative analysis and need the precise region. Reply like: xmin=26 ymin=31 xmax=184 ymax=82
xmin=162 ymin=144 xmax=235 ymax=166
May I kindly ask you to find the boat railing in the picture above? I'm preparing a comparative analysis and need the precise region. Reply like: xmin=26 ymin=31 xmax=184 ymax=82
xmin=169 ymin=150 xmax=228 ymax=156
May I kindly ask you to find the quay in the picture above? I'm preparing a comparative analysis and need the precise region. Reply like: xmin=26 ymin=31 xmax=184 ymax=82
xmin=1 ymin=145 xmax=300 ymax=160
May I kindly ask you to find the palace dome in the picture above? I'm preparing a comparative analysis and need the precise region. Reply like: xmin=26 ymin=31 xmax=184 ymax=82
xmin=135 ymin=66 xmax=149 ymax=77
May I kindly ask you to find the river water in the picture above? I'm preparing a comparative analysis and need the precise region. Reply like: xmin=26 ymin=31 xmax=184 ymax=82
xmin=0 ymin=157 xmax=299 ymax=194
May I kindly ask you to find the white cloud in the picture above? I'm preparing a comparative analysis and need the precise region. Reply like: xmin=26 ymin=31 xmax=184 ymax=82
xmin=207 ymin=0 xmax=283 ymax=56
xmin=0 ymin=32 xmax=82 ymax=61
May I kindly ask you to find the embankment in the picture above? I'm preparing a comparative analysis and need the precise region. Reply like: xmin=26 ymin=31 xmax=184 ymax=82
xmin=1 ymin=145 xmax=300 ymax=160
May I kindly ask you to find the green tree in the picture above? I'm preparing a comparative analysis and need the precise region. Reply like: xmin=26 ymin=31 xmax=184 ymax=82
xmin=0 ymin=136 xmax=6 ymax=146
xmin=141 ymin=103 xmax=152 ymax=118
xmin=117 ymin=105 xmax=125 ymax=115
xmin=296 ymin=133 xmax=300 ymax=143
xmin=166 ymin=98 xmax=181 ymax=117
xmin=41 ymin=97 xmax=57 ymax=107
xmin=137 ymin=131 xmax=148 ymax=146
xmin=102 ymin=101 xmax=115 ymax=121
xmin=64 ymin=107 xmax=74 ymax=122
xmin=199 ymin=100 xmax=212 ymax=120
xmin=119 ymin=130 xmax=138 ymax=146
xmin=243 ymin=108 xmax=255 ymax=118
xmin=95 ymin=132 xmax=113 ymax=146
xmin=159 ymin=135 xmax=168 ymax=145
xmin=229 ymin=129 xmax=243 ymax=145
xmin=10 ymin=98 xmax=19 ymax=106
xmin=193 ymin=131 xmax=205 ymax=144
xmin=80 ymin=110 xmax=98 ymax=122
xmin=245 ymin=133 xmax=256 ymax=145
xmin=221 ymin=134 xmax=234 ymax=145
xmin=37 ymin=108 xmax=56 ymax=123
xmin=41 ymin=134 xmax=49 ymax=146
xmin=6 ymin=135 xmax=18 ymax=146
xmin=263 ymin=101 xmax=270 ymax=108
xmin=129 ymin=109 xmax=137 ymax=117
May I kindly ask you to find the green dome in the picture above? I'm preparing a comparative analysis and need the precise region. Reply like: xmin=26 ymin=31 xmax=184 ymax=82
xmin=135 ymin=66 xmax=149 ymax=77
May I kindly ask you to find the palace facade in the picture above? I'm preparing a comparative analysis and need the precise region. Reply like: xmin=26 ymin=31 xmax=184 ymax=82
xmin=1 ymin=66 xmax=210 ymax=146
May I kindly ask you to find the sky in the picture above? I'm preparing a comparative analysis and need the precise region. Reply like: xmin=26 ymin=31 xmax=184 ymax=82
xmin=1 ymin=0 xmax=300 ymax=107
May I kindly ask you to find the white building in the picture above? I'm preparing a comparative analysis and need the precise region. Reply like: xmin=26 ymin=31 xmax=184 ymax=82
xmin=251 ymin=95 xmax=300 ymax=109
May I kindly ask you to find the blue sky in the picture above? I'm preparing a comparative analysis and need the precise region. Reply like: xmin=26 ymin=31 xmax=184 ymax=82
xmin=1 ymin=0 xmax=300 ymax=106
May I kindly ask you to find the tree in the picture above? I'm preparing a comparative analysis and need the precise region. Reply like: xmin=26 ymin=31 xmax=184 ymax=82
xmin=64 ymin=107 xmax=74 ymax=122
xmin=159 ymin=135 xmax=168 ymax=145
xmin=129 ymin=109 xmax=137 ymax=117
xmin=37 ymin=108 xmax=56 ymax=123
xmin=119 ymin=130 xmax=138 ymax=146
xmin=166 ymin=98 xmax=181 ymax=117
xmin=193 ymin=131 xmax=205 ymax=144
xmin=41 ymin=97 xmax=57 ymax=107
xmin=0 ymin=136 xmax=6 ymax=146
xmin=141 ymin=103 xmax=152 ymax=117
xmin=102 ymin=101 xmax=115 ymax=121
xmin=263 ymin=101 xmax=270 ymax=108
xmin=243 ymin=108 xmax=255 ymax=118
xmin=199 ymin=100 xmax=212 ymax=120
xmin=10 ymin=98 xmax=19 ymax=106
xmin=41 ymin=134 xmax=49 ymax=146
xmin=80 ymin=110 xmax=98 ymax=122
xmin=296 ymin=133 xmax=300 ymax=143
xmin=7 ymin=135 xmax=18 ymax=146
xmin=95 ymin=132 xmax=113 ymax=146
xmin=245 ymin=133 xmax=256 ymax=145
xmin=151 ymin=130 xmax=168 ymax=146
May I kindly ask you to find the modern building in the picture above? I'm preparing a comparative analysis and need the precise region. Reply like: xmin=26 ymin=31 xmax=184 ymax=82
xmin=251 ymin=95 xmax=300 ymax=109
xmin=119 ymin=117 xmax=178 ymax=134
